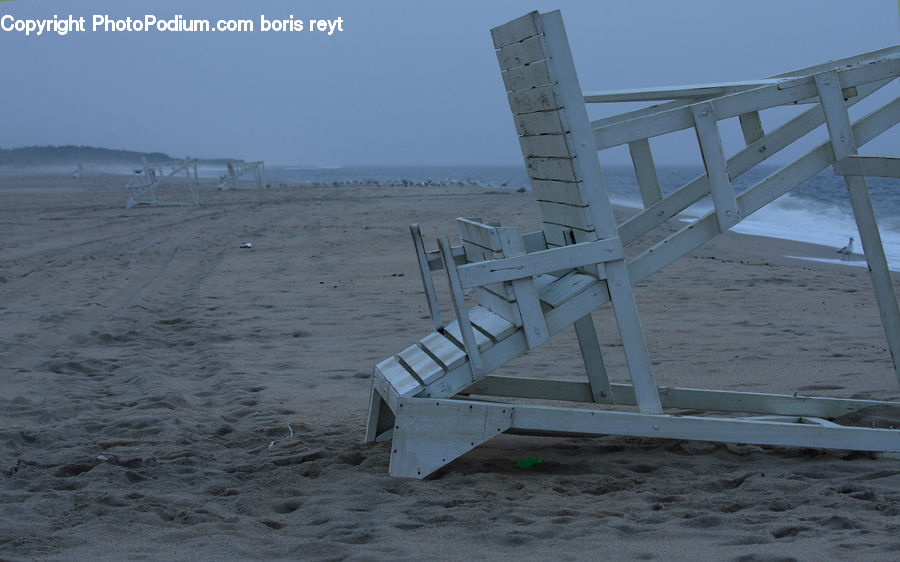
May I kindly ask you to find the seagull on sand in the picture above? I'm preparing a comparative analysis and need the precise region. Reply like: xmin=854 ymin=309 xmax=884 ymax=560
xmin=836 ymin=237 xmax=854 ymax=260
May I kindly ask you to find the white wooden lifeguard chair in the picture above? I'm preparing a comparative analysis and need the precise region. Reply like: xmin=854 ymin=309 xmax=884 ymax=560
xmin=126 ymin=157 xmax=200 ymax=208
xmin=366 ymin=10 xmax=900 ymax=478
xmin=218 ymin=160 xmax=265 ymax=190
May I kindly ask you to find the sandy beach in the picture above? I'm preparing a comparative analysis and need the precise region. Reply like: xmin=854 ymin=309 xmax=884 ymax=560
xmin=2 ymin=171 xmax=900 ymax=560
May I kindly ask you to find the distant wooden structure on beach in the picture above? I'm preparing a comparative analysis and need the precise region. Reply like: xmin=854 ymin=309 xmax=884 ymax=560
xmin=126 ymin=157 xmax=200 ymax=208
xmin=366 ymin=10 xmax=900 ymax=478
xmin=218 ymin=160 xmax=264 ymax=190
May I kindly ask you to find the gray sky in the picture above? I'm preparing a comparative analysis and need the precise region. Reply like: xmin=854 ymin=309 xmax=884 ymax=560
xmin=2 ymin=0 xmax=898 ymax=166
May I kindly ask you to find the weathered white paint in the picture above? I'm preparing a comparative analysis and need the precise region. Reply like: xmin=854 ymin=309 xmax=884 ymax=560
xmin=833 ymin=155 xmax=900 ymax=178
xmin=691 ymin=101 xmax=740 ymax=230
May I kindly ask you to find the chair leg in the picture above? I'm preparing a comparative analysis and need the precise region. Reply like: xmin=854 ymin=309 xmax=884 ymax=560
xmin=365 ymin=384 xmax=395 ymax=443
xmin=574 ymin=314 xmax=614 ymax=403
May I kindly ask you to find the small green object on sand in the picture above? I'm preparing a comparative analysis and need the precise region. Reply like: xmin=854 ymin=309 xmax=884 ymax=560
xmin=515 ymin=457 xmax=542 ymax=469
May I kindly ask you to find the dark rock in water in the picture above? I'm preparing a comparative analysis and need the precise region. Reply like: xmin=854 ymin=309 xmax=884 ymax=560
xmin=516 ymin=187 xmax=526 ymax=193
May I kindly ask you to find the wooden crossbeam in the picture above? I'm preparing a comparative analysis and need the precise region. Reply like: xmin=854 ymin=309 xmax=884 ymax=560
xmin=691 ymin=101 xmax=740 ymax=230
xmin=834 ymin=156 xmax=900 ymax=178
xmin=584 ymin=79 xmax=782 ymax=103
xmin=628 ymin=95 xmax=900 ymax=283
xmin=592 ymin=54 xmax=899 ymax=150
xmin=467 ymin=376 xmax=900 ymax=418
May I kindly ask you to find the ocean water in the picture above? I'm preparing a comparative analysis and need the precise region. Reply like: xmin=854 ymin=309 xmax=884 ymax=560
xmin=200 ymin=164 xmax=900 ymax=270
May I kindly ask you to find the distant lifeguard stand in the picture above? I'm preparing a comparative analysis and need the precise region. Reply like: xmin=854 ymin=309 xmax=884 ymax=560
xmin=218 ymin=160 xmax=265 ymax=190
xmin=365 ymin=10 xmax=900 ymax=478
xmin=126 ymin=157 xmax=200 ymax=208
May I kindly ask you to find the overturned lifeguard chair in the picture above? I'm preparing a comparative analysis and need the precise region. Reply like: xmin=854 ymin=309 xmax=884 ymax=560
xmin=126 ymin=157 xmax=200 ymax=208
xmin=218 ymin=160 xmax=264 ymax=190
xmin=366 ymin=10 xmax=900 ymax=478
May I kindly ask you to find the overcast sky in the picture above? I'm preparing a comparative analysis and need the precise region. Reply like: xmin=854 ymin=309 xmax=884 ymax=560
xmin=1 ymin=0 xmax=898 ymax=166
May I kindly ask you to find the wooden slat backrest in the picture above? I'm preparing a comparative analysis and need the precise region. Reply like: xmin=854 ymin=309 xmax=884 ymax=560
xmin=492 ymin=11 xmax=621 ymax=249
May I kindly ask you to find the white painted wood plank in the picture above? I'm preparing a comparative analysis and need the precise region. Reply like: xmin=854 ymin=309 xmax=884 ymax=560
xmin=816 ymin=71 xmax=900 ymax=382
xmin=593 ymin=79 xmax=825 ymax=151
xmin=624 ymin=385 xmax=900 ymax=417
xmin=542 ymin=223 xmax=593 ymax=247
xmin=738 ymin=111 xmax=765 ymax=145
xmin=593 ymin=103 xmax=696 ymax=150
xmin=461 ymin=241 xmax=505 ymax=266
xmin=628 ymin=211 xmax=720 ymax=284
xmin=475 ymin=286 xmax=523 ymax=326
xmin=772 ymin=45 xmax=900 ymax=79
xmin=409 ymin=223 xmax=443 ymax=331
xmin=497 ymin=227 xmax=550 ymax=349
xmin=535 ymin=11 xmax=619 ymax=239
xmin=469 ymin=306 xmax=517 ymax=342
xmin=364 ymin=383 xmax=392 ymax=442
xmin=518 ymin=134 xmax=572 ymax=159
xmin=590 ymin=98 xmax=700 ymax=131
xmin=468 ymin=375 xmax=595 ymax=402
xmin=443 ymin=318 xmax=492 ymax=352
xmin=590 ymin=48 xmax=898 ymax=149
xmin=619 ymin=79 xmax=880 ymax=245
xmin=627 ymin=94 xmax=900 ymax=284
xmin=470 ymin=377 xmax=900 ymax=418
xmin=508 ymin=84 xmax=559 ymax=114
xmin=628 ymin=138 xmax=662 ymax=207
xmin=834 ymin=156 xmax=900 ymax=178
xmin=389 ymin=398 xmax=514 ymax=478
xmin=833 ymin=55 xmax=900 ymax=91
xmin=490 ymin=11 xmax=539 ymax=49
xmin=574 ymin=314 xmax=613 ymax=403
xmin=371 ymin=365 xmax=401 ymax=414
xmin=514 ymin=110 xmax=566 ymax=136
xmin=538 ymin=272 xmax=598 ymax=308
xmin=507 ymin=401 xmax=900 ymax=453
xmin=739 ymin=96 xmax=900 ymax=217
xmin=538 ymin=200 xmax=593 ymax=230
xmin=611 ymin=79 xmax=885 ymax=246
xmin=604 ymin=259 xmax=663 ymax=414
xmin=457 ymin=218 xmax=502 ymax=251
xmin=457 ymin=237 xmax=623 ymax=288
xmin=815 ymin=71 xmax=856 ymax=156
xmin=584 ymin=80 xmax=780 ymax=103
xmin=475 ymin=282 xmax=516 ymax=304
xmin=502 ymin=60 xmax=553 ymax=93
xmin=420 ymin=328 xmax=529 ymax=399
xmin=522 ymin=230 xmax=548 ymax=253
xmin=425 ymin=244 xmax=466 ymax=271
xmin=526 ymin=157 xmax=579 ymax=182
xmin=420 ymin=331 xmax=466 ymax=371
xmin=533 ymin=273 xmax=558 ymax=291
xmin=398 ymin=344 xmax=445 ymax=386
xmin=438 ymin=237 xmax=484 ymax=381
xmin=692 ymin=102 xmax=740 ymax=230
xmin=531 ymin=179 xmax=585 ymax=206
xmin=495 ymin=34 xmax=545 ymax=70
xmin=375 ymin=356 xmax=423 ymax=398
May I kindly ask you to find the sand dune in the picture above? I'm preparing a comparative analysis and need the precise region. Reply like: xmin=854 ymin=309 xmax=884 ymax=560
xmin=2 ymin=172 xmax=899 ymax=560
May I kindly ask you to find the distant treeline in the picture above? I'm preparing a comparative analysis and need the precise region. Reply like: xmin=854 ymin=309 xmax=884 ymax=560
xmin=0 ymin=145 xmax=240 ymax=167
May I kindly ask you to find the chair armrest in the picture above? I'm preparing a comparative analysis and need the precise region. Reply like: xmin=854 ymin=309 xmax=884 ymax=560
xmin=456 ymin=237 xmax=622 ymax=289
